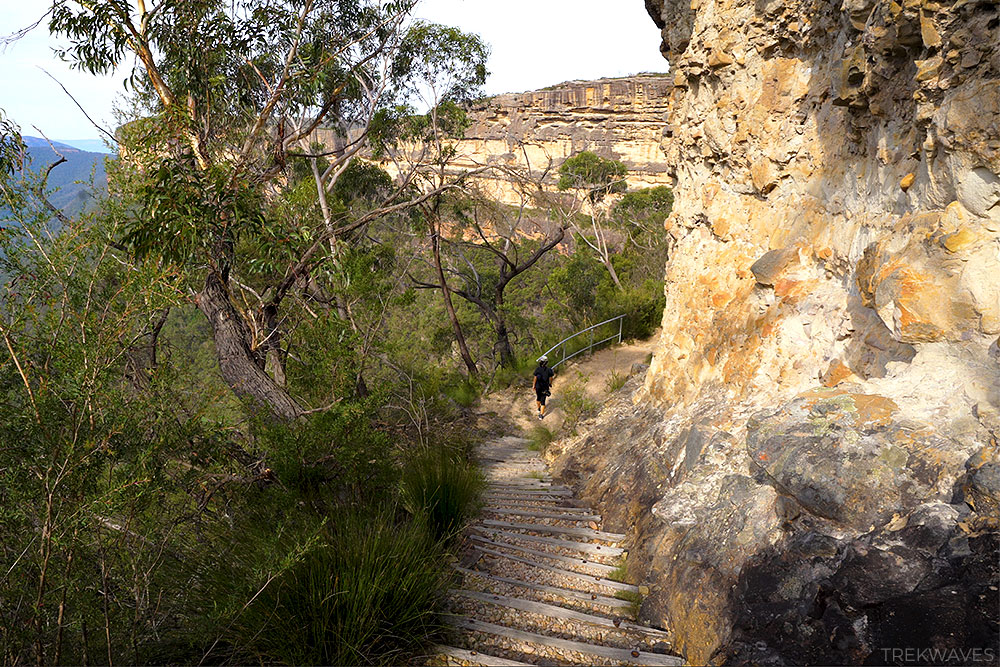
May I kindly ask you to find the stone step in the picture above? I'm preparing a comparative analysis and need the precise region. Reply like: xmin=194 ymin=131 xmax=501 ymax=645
xmin=447 ymin=617 xmax=684 ymax=666
xmin=454 ymin=566 xmax=632 ymax=613
xmin=472 ymin=527 xmax=624 ymax=558
xmin=481 ymin=519 xmax=626 ymax=544
xmin=484 ymin=491 xmax=573 ymax=501
xmin=479 ymin=459 xmax=548 ymax=472
xmin=473 ymin=545 xmax=639 ymax=593
xmin=451 ymin=589 xmax=671 ymax=641
xmin=482 ymin=497 xmax=590 ymax=511
xmin=486 ymin=485 xmax=573 ymax=496
xmin=486 ymin=482 xmax=552 ymax=491
xmin=488 ymin=481 xmax=568 ymax=490
xmin=468 ymin=534 xmax=619 ymax=576
xmin=483 ymin=507 xmax=602 ymax=522
xmin=431 ymin=645 xmax=532 ymax=666
xmin=479 ymin=456 xmax=538 ymax=464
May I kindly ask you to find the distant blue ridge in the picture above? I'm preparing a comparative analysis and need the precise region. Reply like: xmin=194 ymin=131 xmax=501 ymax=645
xmin=22 ymin=136 xmax=116 ymax=154
xmin=11 ymin=138 xmax=112 ymax=218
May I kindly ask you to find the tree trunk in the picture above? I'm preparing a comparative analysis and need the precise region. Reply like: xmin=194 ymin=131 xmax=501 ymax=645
xmin=495 ymin=319 xmax=516 ymax=368
xmin=197 ymin=272 xmax=303 ymax=420
xmin=261 ymin=303 xmax=287 ymax=387
xmin=492 ymin=286 xmax=516 ymax=368
xmin=431 ymin=222 xmax=478 ymax=377
xmin=602 ymin=255 xmax=623 ymax=289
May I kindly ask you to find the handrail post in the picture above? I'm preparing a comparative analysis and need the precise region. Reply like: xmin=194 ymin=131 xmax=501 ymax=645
xmin=618 ymin=315 xmax=623 ymax=344
xmin=589 ymin=328 xmax=594 ymax=356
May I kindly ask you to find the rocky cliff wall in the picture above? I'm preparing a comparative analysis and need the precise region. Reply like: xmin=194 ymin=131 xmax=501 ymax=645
xmin=372 ymin=77 xmax=673 ymax=206
xmin=459 ymin=77 xmax=672 ymax=194
xmin=548 ymin=1 xmax=1000 ymax=664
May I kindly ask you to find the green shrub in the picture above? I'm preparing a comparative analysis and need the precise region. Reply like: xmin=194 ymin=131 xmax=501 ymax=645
xmin=446 ymin=377 xmax=480 ymax=407
xmin=400 ymin=447 xmax=485 ymax=540
xmin=605 ymin=278 xmax=665 ymax=340
xmin=252 ymin=402 xmax=395 ymax=502
xmin=560 ymin=373 xmax=598 ymax=433
xmin=527 ymin=425 xmax=554 ymax=452
xmin=557 ymin=151 xmax=628 ymax=199
xmin=234 ymin=508 xmax=448 ymax=666
xmin=605 ymin=369 xmax=627 ymax=394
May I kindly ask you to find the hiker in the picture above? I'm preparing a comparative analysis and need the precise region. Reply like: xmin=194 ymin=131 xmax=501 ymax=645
xmin=533 ymin=355 xmax=555 ymax=420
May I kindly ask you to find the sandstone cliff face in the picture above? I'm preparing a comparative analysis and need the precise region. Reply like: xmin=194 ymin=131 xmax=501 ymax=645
xmin=446 ymin=77 xmax=674 ymax=204
xmin=549 ymin=1 xmax=1000 ymax=664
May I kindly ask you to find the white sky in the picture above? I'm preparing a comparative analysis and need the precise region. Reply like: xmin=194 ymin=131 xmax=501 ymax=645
xmin=0 ymin=0 xmax=667 ymax=141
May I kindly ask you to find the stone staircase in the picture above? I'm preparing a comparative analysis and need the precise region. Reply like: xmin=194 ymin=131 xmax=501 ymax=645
xmin=427 ymin=437 xmax=684 ymax=666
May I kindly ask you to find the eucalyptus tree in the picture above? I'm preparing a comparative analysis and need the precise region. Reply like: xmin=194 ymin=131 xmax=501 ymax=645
xmin=411 ymin=185 xmax=566 ymax=370
xmin=556 ymin=150 xmax=629 ymax=288
xmin=43 ymin=0 xmax=487 ymax=418
xmin=374 ymin=21 xmax=490 ymax=377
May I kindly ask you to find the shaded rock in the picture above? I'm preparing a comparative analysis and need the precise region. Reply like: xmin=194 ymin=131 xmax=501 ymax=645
xmin=962 ymin=447 xmax=1000 ymax=518
xmin=747 ymin=389 xmax=976 ymax=530
xmin=749 ymin=246 xmax=803 ymax=286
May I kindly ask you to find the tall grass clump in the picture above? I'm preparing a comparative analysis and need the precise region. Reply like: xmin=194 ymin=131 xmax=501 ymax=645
xmin=605 ymin=369 xmax=628 ymax=393
xmin=561 ymin=372 xmax=599 ymax=433
xmin=401 ymin=447 xmax=485 ymax=540
xmin=234 ymin=508 xmax=448 ymax=666
xmin=446 ymin=377 xmax=481 ymax=408
xmin=528 ymin=425 xmax=554 ymax=452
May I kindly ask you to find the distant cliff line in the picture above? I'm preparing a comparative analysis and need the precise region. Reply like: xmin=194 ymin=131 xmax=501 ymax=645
xmin=315 ymin=75 xmax=674 ymax=208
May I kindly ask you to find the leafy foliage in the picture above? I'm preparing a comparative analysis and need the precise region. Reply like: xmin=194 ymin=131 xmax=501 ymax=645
xmin=393 ymin=21 xmax=490 ymax=105
xmin=230 ymin=508 xmax=448 ymax=666
xmin=613 ymin=185 xmax=674 ymax=229
xmin=557 ymin=150 xmax=628 ymax=200
xmin=126 ymin=160 xmax=266 ymax=266
xmin=400 ymin=446 xmax=485 ymax=540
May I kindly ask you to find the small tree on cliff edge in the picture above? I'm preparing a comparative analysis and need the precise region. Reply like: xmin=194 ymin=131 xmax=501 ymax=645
xmin=556 ymin=150 xmax=627 ymax=288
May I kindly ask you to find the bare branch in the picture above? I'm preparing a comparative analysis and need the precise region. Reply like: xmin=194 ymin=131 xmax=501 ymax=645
xmin=37 ymin=69 xmax=117 ymax=145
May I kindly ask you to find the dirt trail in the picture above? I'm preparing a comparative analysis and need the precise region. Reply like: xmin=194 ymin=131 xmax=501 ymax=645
xmin=480 ymin=332 xmax=659 ymax=437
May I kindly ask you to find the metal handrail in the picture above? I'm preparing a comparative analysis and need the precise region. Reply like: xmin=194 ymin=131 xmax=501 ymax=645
xmin=539 ymin=314 xmax=625 ymax=370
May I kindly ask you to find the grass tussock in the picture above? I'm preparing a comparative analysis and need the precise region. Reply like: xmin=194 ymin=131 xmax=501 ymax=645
xmin=614 ymin=589 xmax=643 ymax=620
xmin=527 ymin=425 xmax=554 ymax=452
xmin=610 ymin=553 xmax=642 ymax=618
xmin=234 ymin=508 xmax=448 ymax=666
xmin=401 ymin=446 xmax=485 ymax=541
xmin=560 ymin=372 xmax=599 ymax=433
xmin=605 ymin=369 xmax=627 ymax=394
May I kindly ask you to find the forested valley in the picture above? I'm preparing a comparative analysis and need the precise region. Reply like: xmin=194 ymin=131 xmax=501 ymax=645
xmin=0 ymin=2 xmax=671 ymax=664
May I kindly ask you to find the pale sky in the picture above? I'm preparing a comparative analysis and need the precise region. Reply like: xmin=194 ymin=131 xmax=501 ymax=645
xmin=0 ymin=0 xmax=668 ymax=142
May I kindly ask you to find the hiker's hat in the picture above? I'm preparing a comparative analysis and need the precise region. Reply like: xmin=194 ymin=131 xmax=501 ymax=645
xmin=538 ymin=355 xmax=548 ymax=363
